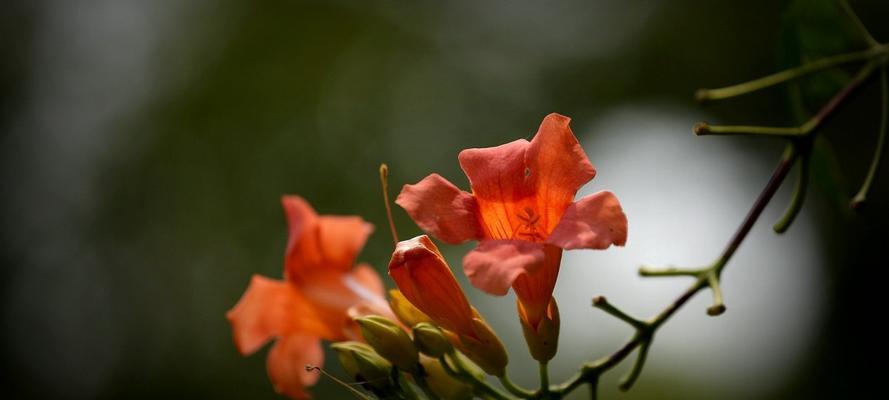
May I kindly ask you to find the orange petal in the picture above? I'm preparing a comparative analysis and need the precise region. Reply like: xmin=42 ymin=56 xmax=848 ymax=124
xmin=511 ymin=245 xmax=562 ymax=327
xmin=458 ymin=139 xmax=531 ymax=240
xmin=266 ymin=334 xmax=324 ymax=400
xmin=352 ymin=263 xmax=385 ymax=298
xmin=299 ymin=266 xmax=389 ymax=341
xmin=315 ymin=215 xmax=374 ymax=271
xmin=547 ymin=191 xmax=628 ymax=250
xmin=396 ymin=174 xmax=483 ymax=244
xmin=282 ymin=195 xmax=374 ymax=280
xmin=226 ymin=275 xmax=330 ymax=355
xmin=388 ymin=235 xmax=476 ymax=337
xmin=462 ymin=240 xmax=545 ymax=296
xmin=526 ymin=113 xmax=597 ymax=234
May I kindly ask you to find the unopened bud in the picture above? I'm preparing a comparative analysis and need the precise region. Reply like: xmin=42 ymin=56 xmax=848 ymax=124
xmin=518 ymin=297 xmax=560 ymax=362
xmin=457 ymin=317 xmax=508 ymax=376
xmin=355 ymin=315 xmax=419 ymax=372
xmin=331 ymin=341 xmax=393 ymax=390
xmin=412 ymin=323 xmax=453 ymax=357
xmin=388 ymin=289 xmax=432 ymax=327
xmin=419 ymin=356 xmax=473 ymax=400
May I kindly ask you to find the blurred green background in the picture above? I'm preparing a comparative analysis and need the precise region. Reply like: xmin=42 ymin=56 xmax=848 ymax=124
xmin=2 ymin=0 xmax=888 ymax=399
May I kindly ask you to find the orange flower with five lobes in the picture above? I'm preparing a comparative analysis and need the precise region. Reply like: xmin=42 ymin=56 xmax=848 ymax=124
xmin=396 ymin=113 xmax=628 ymax=361
xmin=388 ymin=234 xmax=508 ymax=376
xmin=226 ymin=196 xmax=390 ymax=399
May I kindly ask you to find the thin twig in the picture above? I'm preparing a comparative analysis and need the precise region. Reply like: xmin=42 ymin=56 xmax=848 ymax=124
xmin=852 ymin=66 xmax=888 ymax=208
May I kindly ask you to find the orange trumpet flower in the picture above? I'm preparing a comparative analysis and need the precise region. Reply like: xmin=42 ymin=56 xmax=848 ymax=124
xmin=226 ymin=196 xmax=388 ymax=399
xmin=396 ymin=113 xmax=628 ymax=332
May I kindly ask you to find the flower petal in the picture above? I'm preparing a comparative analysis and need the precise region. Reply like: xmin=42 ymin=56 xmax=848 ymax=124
xmin=299 ymin=265 xmax=389 ymax=341
xmin=526 ymin=113 xmax=597 ymax=233
xmin=315 ymin=216 xmax=374 ymax=270
xmin=511 ymin=245 xmax=562 ymax=326
xmin=458 ymin=139 xmax=531 ymax=240
xmin=282 ymin=195 xmax=373 ymax=280
xmin=226 ymin=275 xmax=330 ymax=355
xmin=547 ymin=191 xmax=627 ymax=250
xmin=352 ymin=263 xmax=385 ymax=298
xmin=396 ymin=174 xmax=483 ymax=244
xmin=388 ymin=235 xmax=476 ymax=337
xmin=267 ymin=334 xmax=324 ymax=400
xmin=462 ymin=240 xmax=545 ymax=296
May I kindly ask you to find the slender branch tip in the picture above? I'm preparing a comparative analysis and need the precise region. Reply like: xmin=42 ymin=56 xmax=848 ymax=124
xmin=694 ymin=89 xmax=710 ymax=103
xmin=592 ymin=296 xmax=607 ymax=306
xmin=707 ymin=304 xmax=726 ymax=316
xmin=693 ymin=122 xmax=710 ymax=136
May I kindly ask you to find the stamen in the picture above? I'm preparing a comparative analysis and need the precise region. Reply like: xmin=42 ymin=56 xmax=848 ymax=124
xmin=379 ymin=163 xmax=399 ymax=246
xmin=305 ymin=365 xmax=372 ymax=400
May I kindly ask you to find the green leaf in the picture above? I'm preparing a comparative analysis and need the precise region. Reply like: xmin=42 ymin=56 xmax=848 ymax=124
xmin=779 ymin=0 xmax=870 ymax=118
xmin=779 ymin=0 xmax=871 ymax=210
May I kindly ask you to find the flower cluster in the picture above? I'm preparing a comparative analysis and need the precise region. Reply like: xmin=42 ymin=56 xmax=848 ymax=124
xmin=227 ymin=113 xmax=627 ymax=399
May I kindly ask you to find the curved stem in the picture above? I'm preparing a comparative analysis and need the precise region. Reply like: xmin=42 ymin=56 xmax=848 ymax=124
xmin=498 ymin=375 xmax=535 ymax=398
xmin=774 ymin=147 xmax=810 ymax=233
xmin=695 ymin=44 xmax=887 ymax=102
xmin=852 ymin=66 xmax=888 ymax=208
xmin=305 ymin=365 xmax=372 ymax=400
xmin=618 ymin=340 xmax=651 ymax=391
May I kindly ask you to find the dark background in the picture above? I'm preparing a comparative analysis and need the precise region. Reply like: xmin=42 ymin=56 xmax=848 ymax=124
xmin=2 ymin=0 xmax=887 ymax=399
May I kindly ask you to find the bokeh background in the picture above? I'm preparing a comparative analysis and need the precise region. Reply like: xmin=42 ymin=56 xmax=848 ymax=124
xmin=2 ymin=0 xmax=888 ymax=399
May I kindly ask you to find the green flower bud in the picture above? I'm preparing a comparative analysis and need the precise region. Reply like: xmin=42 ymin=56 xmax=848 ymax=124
xmin=419 ymin=356 xmax=473 ymax=400
xmin=331 ymin=341 xmax=393 ymax=390
xmin=355 ymin=315 xmax=419 ymax=372
xmin=412 ymin=323 xmax=453 ymax=357
xmin=389 ymin=289 xmax=431 ymax=327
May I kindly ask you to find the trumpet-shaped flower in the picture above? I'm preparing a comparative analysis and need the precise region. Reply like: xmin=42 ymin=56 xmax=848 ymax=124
xmin=226 ymin=196 xmax=388 ymax=399
xmin=396 ymin=113 xmax=628 ymax=329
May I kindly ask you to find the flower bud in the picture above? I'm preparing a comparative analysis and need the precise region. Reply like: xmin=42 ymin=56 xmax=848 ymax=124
xmin=518 ymin=297 xmax=560 ymax=362
xmin=419 ymin=356 xmax=473 ymax=400
xmin=457 ymin=317 xmax=508 ymax=376
xmin=388 ymin=289 xmax=431 ymax=327
xmin=412 ymin=323 xmax=453 ymax=357
xmin=355 ymin=315 xmax=419 ymax=372
xmin=331 ymin=341 xmax=393 ymax=390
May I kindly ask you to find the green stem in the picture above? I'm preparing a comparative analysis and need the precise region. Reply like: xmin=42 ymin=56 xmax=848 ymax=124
xmin=587 ymin=379 xmax=598 ymax=400
xmin=697 ymin=62 xmax=880 ymax=138
xmin=840 ymin=0 xmax=879 ymax=48
xmin=705 ymin=270 xmax=726 ymax=316
xmin=395 ymin=369 xmax=422 ymax=400
xmin=539 ymin=362 xmax=551 ymax=399
xmin=554 ymin=148 xmax=800 ymax=397
xmin=618 ymin=339 xmax=651 ymax=391
xmin=638 ymin=265 xmax=707 ymax=277
xmin=852 ymin=66 xmax=888 ymax=208
xmin=695 ymin=44 xmax=887 ymax=102
xmin=498 ymin=375 xmax=535 ymax=398
xmin=592 ymin=296 xmax=646 ymax=329
xmin=774 ymin=146 xmax=810 ymax=233
xmin=446 ymin=353 xmax=514 ymax=400
xmin=413 ymin=371 xmax=441 ymax=400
